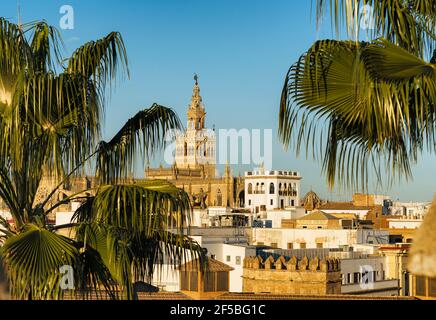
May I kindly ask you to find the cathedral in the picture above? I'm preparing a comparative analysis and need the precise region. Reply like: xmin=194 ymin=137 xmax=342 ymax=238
xmin=145 ymin=76 xmax=245 ymax=209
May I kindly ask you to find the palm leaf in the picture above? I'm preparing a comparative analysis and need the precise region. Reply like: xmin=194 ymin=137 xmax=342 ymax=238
xmin=316 ymin=0 xmax=436 ymax=58
xmin=1 ymin=225 xmax=78 ymax=299
xmin=279 ymin=39 xmax=436 ymax=189
xmin=96 ymin=104 xmax=183 ymax=184
xmin=73 ymin=181 xmax=204 ymax=299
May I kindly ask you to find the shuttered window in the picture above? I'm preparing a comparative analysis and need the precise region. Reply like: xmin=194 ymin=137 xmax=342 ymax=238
xmin=416 ymin=276 xmax=426 ymax=296
xmin=217 ymin=272 xmax=229 ymax=291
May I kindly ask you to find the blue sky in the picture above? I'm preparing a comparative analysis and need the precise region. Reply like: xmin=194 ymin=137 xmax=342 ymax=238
xmin=1 ymin=0 xmax=435 ymax=201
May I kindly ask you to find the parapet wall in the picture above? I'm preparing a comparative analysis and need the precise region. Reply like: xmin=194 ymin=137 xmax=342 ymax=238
xmin=242 ymin=256 xmax=342 ymax=295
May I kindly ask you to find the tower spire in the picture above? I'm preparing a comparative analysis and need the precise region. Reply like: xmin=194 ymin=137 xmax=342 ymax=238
xmin=189 ymin=74 xmax=203 ymax=110
xmin=187 ymin=74 xmax=206 ymax=130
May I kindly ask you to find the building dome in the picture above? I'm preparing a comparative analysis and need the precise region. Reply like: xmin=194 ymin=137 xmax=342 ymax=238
xmin=302 ymin=190 xmax=322 ymax=211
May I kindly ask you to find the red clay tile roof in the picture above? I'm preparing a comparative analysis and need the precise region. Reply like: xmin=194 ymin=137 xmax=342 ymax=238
xmin=180 ymin=258 xmax=234 ymax=272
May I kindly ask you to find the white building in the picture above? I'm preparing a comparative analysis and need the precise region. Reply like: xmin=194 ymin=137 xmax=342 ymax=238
xmin=245 ymin=168 xmax=301 ymax=213
xmin=54 ymin=201 xmax=82 ymax=226
xmin=197 ymin=241 xmax=256 ymax=293
xmin=390 ymin=201 xmax=431 ymax=219
xmin=388 ymin=218 xmax=423 ymax=229
xmin=251 ymin=228 xmax=389 ymax=249
xmin=253 ymin=207 xmax=306 ymax=228
xmin=151 ymin=232 xmax=254 ymax=293
xmin=340 ymin=255 xmax=399 ymax=296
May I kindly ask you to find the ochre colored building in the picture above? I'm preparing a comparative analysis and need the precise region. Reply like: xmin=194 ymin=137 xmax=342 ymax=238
xmin=242 ymin=255 xmax=342 ymax=295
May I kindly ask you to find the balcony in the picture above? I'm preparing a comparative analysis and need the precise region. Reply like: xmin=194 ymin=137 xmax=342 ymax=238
xmin=278 ymin=190 xmax=298 ymax=197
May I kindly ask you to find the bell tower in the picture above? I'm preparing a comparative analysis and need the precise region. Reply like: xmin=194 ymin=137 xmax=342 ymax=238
xmin=174 ymin=75 xmax=216 ymax=177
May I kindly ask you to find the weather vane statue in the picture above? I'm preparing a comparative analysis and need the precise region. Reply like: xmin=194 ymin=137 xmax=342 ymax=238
xmin=194 ymin=73 xmax=199 ymax=85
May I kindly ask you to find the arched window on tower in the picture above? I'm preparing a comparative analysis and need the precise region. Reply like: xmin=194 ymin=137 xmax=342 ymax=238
xmin=184 ymin=142 xmax=188 ymax=157
xmin=269 ymin=183 xmax=275 ymax=194
xmin=248 ymin=183 xmax=253 ymax=194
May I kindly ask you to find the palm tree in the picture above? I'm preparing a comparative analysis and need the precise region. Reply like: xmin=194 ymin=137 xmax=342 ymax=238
xmin=279 ymin=0 xmax=436 ymax=277
xmin=0 ymin=18 xmax=203 ymax=300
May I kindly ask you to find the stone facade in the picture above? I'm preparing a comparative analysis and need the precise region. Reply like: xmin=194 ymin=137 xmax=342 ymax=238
xmin=242 ymin=255 xmax=342 ymax=295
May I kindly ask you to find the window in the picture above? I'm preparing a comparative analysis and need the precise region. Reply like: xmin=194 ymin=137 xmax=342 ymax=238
xmin=257 ymin=242 xmax=264 ymax=246
xmin=180 ymin=272 xmax=189 ymax=291
xmin=429 ymin=278 xmax=436 ymax=297
xmin=291 ymin=200 xmax=295 ymax=206
xmin=248 ymin=184 xmax=253 ymax=194
xmin=270 ymin=243 xmax=278 ymax=248
xmin=216 ymin=272 xmax=229 ymax=292
xmin=248 ymin=200 xmax=251 ymax=205
xmin=235 ymin=256 xmax=241 ymax=265
xmin=269 ymin=183 xmax=275 ymax=194
xmin=226 ymin=255 xmax=231 ymax=262
xmin=204 ymin=272 xmax=216 ymax=292
xmin=300 ymin=243 xmax=306 ymax=249
xmin=416 ymin=276 xmax=426 ymax=296
xmin=287 ymin=243 xmax=293 ymax=249
xmin=317 ymin=226 xmax=322 ymax=229
xmin=189 ymin=271 xmax=198 ymax=291
xmin=302 ymin=226 xmax=307 ymax=229
xmin=270 ymin=199 xmax=273 ymax=206
xmin=316 ymin=243 xmax=323 ymax=249
xmin=353 ymin=272 xmax=360 ymax=284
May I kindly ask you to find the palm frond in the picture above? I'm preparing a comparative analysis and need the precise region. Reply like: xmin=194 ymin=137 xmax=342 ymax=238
xmin=96 ymin=104 xmax=183 ymax=184
xmin=279 ymin=39 xmax=436 ymax=189
xmin=316 ymin=0 xmax=436 ymax=58
xmin=66 ymin=31 xmax=129 ymax=87
xmin=1 ymin=225 xmax=78 ymax=299
xmin=24 ymin=21 xmax=64 ymax=73
xmin=73 ymin=181 xmax=204 ymax=299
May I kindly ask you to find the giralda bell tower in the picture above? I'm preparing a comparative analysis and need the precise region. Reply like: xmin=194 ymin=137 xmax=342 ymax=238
xmin=174 ymin=75 xmax=217 ymax=178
